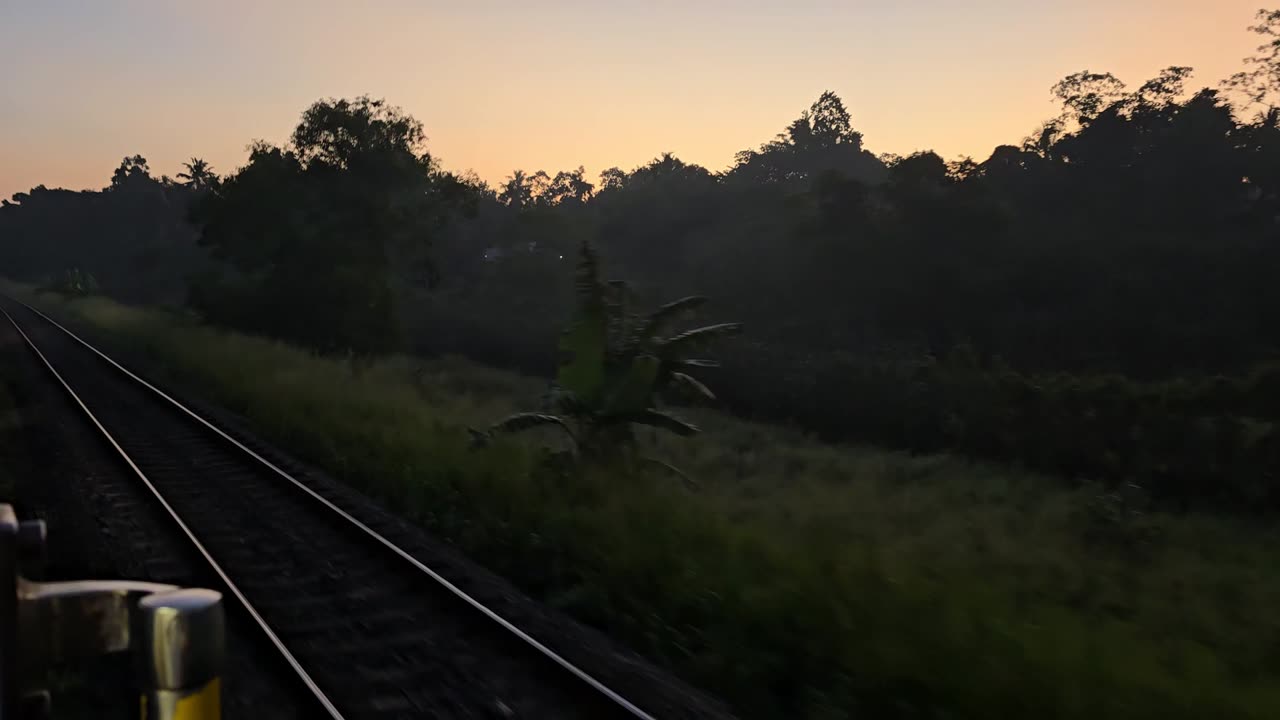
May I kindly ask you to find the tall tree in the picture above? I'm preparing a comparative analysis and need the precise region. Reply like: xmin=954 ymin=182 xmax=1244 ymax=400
xmin=1224 ymin=9 xmax=1280 ymax=115
xmin=109 ymin=155 xmax=155 ymax=191
xmin=730 ymin=91 xmax=883 ymax=185
xmin=191 ymin=97 xmax=469 ymax=352
xmin=1051 ymin=70 xmax=1128 ymax=126
xmin=547 ymin=166 xmax=595 ymax=205
xmin=499 ymin=170 xmax=534 ymax=208
xmin=177 ymin=158 xmax=217 ymax=191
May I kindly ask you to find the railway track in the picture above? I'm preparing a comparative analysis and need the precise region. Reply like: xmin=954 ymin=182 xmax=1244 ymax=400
xmin=0 ymin=295 xmax=669 ymax=719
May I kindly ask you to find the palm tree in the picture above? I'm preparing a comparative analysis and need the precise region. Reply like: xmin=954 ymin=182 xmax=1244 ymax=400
xmin=177 ymin=158 xmax=216 ymax=191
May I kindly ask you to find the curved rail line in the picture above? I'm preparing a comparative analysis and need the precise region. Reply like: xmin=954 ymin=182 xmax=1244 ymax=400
xmin=1 ymin=294 xmax=658 ymax=720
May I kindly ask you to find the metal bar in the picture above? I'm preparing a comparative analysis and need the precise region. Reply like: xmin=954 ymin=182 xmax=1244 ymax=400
xmin=0 ymin=303 xmax=346 ymax=720
xmin=0 ymin=501 xmax=237 ymax=719
xmin=136 ymin=589 xmax=224 ymax=720
xmin=16 ymin=579 xmax=178 ymax=693
xmin=5 ymin=296 xmax=658 ymax=720
xmin=0 ymin=505 xmax=18 ymax=718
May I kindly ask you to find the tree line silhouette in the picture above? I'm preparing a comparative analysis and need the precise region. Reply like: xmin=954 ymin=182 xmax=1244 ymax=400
xmin=6 ymin=11 xmax=1280 ymax=510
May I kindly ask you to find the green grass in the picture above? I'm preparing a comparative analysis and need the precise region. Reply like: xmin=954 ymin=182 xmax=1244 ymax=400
xmin=10 ymin=283 xmax=1280 ymax=719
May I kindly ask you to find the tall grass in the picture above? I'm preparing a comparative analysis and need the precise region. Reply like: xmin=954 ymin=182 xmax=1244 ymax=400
xmin=11 ymin=284 xmax=1280 ymax=719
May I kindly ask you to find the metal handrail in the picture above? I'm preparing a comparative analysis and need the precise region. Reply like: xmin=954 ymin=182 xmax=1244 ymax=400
xmin=4 ymin=293 xmax=656 ymax=720
xmin=0 ymin=504 xmax=224 ymax=720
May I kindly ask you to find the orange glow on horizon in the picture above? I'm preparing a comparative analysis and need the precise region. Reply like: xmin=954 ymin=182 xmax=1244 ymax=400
xmin=0 ymin=1 xmax=1266 ymax=200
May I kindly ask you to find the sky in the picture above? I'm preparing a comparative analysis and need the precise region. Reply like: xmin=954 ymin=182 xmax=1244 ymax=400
xmin=0 ymin=0 xmax=1266 ymax=199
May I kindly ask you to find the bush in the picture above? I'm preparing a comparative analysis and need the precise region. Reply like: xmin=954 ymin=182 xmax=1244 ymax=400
xmin=39 ymin=268 xmax=99 ymax=297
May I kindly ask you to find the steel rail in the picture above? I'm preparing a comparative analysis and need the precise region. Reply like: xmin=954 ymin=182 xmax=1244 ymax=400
xmin=1 ymin=294 xmax=656 ymax=720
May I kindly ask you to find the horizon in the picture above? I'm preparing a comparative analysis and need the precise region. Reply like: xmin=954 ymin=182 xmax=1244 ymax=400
xmin=0 ymin=0 xmax=1264 ymax=199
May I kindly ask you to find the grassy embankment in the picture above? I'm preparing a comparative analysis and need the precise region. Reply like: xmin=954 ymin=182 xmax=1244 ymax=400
xmin=9 ymin=284 xmax=1280 ymax=720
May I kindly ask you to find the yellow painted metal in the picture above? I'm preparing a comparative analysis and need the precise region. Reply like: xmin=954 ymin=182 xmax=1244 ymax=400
xmin=140 ymin=677 xmax=221 ymax=720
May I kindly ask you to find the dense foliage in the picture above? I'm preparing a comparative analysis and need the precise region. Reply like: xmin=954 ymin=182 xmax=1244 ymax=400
xmin=0 ymin=155 xmax=208 ymax=304
xmin=39 ymin=267 xmax=100 ymax=297
xmin=188 ymin=97 xmax=476 ymax=353
xmin=4 ymin=13 xmax=1280 ymax=509
xmin=418 ymin=48 xmax=1280 ymax=510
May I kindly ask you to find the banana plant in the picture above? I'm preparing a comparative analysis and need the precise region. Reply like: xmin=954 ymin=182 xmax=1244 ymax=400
xmin=40 ymin=268 xmax=100 ymax=297
xmin=474 ymin=241 xmax=741 ymax=476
